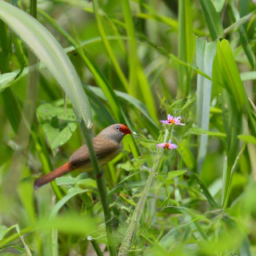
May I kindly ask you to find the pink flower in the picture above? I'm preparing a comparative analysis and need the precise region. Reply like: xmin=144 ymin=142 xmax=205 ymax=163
xmin=160 ymin=114 xmax=185 ymax=126
xmin=157 ymin=140 xmax=178 ymax=150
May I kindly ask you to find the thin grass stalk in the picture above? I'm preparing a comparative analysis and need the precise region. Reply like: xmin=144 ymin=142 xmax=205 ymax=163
xmin=80 ymin=121 xmax=117 ymax=256
xmin=91 ymin=240 xmax=104 ymax=256
xmin=118 ymin=129 xmax=169 ymax=255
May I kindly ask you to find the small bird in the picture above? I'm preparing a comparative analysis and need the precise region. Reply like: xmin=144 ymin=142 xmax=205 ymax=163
xmin=34 ymin=124 xmax=132 ymax=190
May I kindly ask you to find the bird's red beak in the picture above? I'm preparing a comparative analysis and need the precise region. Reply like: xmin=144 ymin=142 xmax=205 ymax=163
xmin=119 ymin=124 xmax=132 ymax=135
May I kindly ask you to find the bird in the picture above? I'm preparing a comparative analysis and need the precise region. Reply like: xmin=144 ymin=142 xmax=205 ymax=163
xmin=34 ymin=124 xmax=132 ymax=190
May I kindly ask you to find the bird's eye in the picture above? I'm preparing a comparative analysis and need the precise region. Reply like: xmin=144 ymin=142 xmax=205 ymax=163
xmin=115 ymin=126 xmax=120 ymax=131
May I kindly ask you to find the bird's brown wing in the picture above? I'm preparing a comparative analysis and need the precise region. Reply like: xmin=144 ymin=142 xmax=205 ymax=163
xmin=69 ymin=144 xmax=90 ymax=168
xmin=92 ymin=136 xmax=122 ymax=164
xmin=69 ymin=135 xmax=121 ymax=169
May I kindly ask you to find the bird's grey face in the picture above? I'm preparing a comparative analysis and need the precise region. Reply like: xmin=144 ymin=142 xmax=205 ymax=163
xmin=101 ymin=124 xmax=132 ymax=143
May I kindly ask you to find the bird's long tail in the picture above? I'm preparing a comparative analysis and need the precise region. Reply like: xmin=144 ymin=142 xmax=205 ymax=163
xmin=34 ymin=162 xmax=72 ymax=190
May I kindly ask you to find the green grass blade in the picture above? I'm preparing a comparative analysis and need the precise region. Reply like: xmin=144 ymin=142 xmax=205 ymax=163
xmin=196 ymin=38 xmax=217 ymax=174
xmin=178 ymin=0 xmax=195 ymax=97
xmin=212 ymin=40 xmax=246 ymax=208
xmin=199 ymin=0 xmax=224 ymax=40
xmin=213 ymin=40 xmax=249 ymax=111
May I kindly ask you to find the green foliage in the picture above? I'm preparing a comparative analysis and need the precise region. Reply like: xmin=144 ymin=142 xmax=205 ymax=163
xmin=0 ymin=0 xmax=256 ymax=255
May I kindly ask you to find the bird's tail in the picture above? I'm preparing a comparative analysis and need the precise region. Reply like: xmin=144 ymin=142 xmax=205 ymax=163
xmin=34 ymin=162 xmax=72 ymax=190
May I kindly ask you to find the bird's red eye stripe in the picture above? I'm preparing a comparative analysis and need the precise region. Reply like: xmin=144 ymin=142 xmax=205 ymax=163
xmin=119 ymin=125 xmax=132 ymax=135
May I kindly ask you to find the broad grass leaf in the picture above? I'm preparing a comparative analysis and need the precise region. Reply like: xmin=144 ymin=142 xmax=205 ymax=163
xmin=213 ymin=40 xmax=248 ymax=112
xmin=196 ymin=38 xmax=217 ymax=173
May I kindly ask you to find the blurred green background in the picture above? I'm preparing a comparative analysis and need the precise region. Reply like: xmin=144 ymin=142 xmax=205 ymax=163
xmin=1 ymin=0 xmax=256 ymax=255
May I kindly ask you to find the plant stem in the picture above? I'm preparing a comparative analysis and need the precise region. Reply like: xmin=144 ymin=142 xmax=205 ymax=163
xmin=80 ymin=121 xmax=117 ymax=256
xmin=30 ymin=0 xmax=37 ymax=17
xmin=91 ymin=240 xmax=104 ymax=256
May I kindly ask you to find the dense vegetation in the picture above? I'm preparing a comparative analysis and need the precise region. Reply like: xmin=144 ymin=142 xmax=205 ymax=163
xmin=1 ymin=0 xmax=256 ymax=255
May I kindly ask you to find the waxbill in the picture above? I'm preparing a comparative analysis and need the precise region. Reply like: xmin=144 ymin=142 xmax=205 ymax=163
xmin=34 ymin=124 xmax=132 ymax=190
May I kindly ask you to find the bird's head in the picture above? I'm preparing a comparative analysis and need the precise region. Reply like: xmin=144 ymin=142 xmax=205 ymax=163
xmin=113 ymin=124 xmax=132 ymax=135
xmin=100 ymin=124 xmax=132 ymax=142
